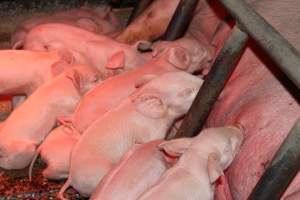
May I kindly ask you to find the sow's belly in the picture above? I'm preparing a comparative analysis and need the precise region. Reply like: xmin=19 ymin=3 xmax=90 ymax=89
xmin=206 ymin=0 xmax=300 ymax=198
xmin=207 ymin=46 xmax=300 ymax=199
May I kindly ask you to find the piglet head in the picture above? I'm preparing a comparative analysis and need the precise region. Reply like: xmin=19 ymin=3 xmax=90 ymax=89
xmin=218 ymin=125 xmax=244 ymax=168
xmin=152 ymin=38 xmax=214 ymax=74
xmin=0 ymin=139 xmax=37 ymax=170
xmin=204 ymin=125 xmax=244 ymax=183
xmin=132 ymin=72 xmax=203 ymax=119
xmin=66 ymin=65 xmax=101 ymax=95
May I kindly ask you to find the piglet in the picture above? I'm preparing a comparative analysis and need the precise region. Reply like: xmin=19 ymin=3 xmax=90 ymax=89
xmin=138 ymin=125 xmax=244 ymax=200
xmin=0 ymin=65 xmax=100 ymax=170
xmin=58 ymin=72 xmax=203 ymax=198
xmin=29 ymin=123 xmax=80 ymax=180
xmin=151 ymin=36 xmax=214 ymax=74
xmin=12 ymin=6 xmax=120 ymax=49
xmin=23 ymin=23 xmax=147 ymax=77
xmin=0 ymin=50 xmax=70 ymax=96
xmin=90 ymin=140 xmax=170 ymax=200
xmin=73 ymin=42 xmax=212 ymax=133
xmin=34 ymin=45 xmax=199 ymax=179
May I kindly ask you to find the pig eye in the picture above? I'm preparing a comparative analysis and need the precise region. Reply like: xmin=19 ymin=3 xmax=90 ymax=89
xmin=92 ymin=76 xmax=99 ymax=83
xmin=43 ymin=45 xmax=49 ymax=50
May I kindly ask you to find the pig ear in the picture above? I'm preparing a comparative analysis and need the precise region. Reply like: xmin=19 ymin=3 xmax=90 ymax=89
xmin=159 ymin=138 xmax=193 ymax=157
xmin=57 ymin=49 xmax=75 ymax=65
xmin=51 ymin=60 xmax=72 ymax=76
xmin=151 ymin=42 xmax=167 ymax=57
xmin=207 ymin=152 xmax=224 ymax=184
xmin=46 ymin=42 xmax=74 ymax=65
xmin=66 ymin=69 xmax=82 ymax=94
xmin=134 ymin=74 xmax=157 ymax=88
xmin=162 ymin=153 xmax=179 ymax=167
xmin=132 ymin=94 xmax=167 ymax=119
xmin=166 ymin=47 xmax=191 ymax=70
xmin=12 ymin=40 xmax=24 ymax=49
xmin=105 ymin=51 xmax=125 ymax=70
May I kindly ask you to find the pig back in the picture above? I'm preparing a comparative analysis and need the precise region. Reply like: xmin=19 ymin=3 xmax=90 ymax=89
xmin=72 ymin=60 xmax=174 ymax=133
xmin=90 ymin=140 xmax=168 ymax=200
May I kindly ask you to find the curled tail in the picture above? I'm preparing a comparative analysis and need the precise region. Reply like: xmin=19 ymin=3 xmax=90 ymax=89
xmin=28 ymin=144 xmax=43 ymax=182
xmin=58 ymin=177 xmax=72 ymax=200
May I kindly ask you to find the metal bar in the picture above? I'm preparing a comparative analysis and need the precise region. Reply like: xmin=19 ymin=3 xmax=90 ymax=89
xmin=248 ymin=117 xmax=300 ymax=200
xmin=110 ymin=0 xmax=137 ymax=8
xmin=126 ymin=0 xmax=153 ymax=25
xmin=216 ymin=0 xmax=300 ymax=199
xmin=162 ymin=0 xmax=199 ymax=41
xmin=175 ymin=26 xmax=248 ymax=138
xmin=218 ymin=0 xmax=300 ymax=89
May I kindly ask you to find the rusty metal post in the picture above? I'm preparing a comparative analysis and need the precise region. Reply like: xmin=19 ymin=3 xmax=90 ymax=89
xmin=215 ymin=0 xmax=300 ymax=199
xmin=175 ymin=26 xmax=249 ymax=138
xmin=126 ymin=0 xmax=153 ymax=25
xmin=218 ymin=0 xmax=300 ymax=89
xmin=163 ymin=0 xmax=199 ymax=41
xmin=248 ymin=117 xmax=300 ymax=200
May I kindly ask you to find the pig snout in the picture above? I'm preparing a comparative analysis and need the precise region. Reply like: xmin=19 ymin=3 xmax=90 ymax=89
xmin=227 ymin=124 xmax=245 ymax=152
xmin=11 ymin=28 xmax=27 ymax=49
xmin=190 ymin=44 xmax=214 ymax=74
xmin=219 ymin=125 xmax=244 ymax=169
xmin=0 ymin=140 xmax=36 ymax=170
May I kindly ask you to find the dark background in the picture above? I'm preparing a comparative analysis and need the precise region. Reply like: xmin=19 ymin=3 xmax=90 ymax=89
xmin=0 ymin=0 xmax=137 ymax=16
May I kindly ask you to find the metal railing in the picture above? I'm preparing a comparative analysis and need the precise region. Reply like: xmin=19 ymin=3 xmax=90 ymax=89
xmin=126 ymin=0 xmax=154 ymax=25
xmin=164 ymin=0 xmax=300 ymax=199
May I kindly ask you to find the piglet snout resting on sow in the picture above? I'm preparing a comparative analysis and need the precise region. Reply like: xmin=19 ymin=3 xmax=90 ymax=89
xmin=138 ymin=125 xmax=244 ymax=200
xmin=58 ymin=71 xmax=204 ymax=198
